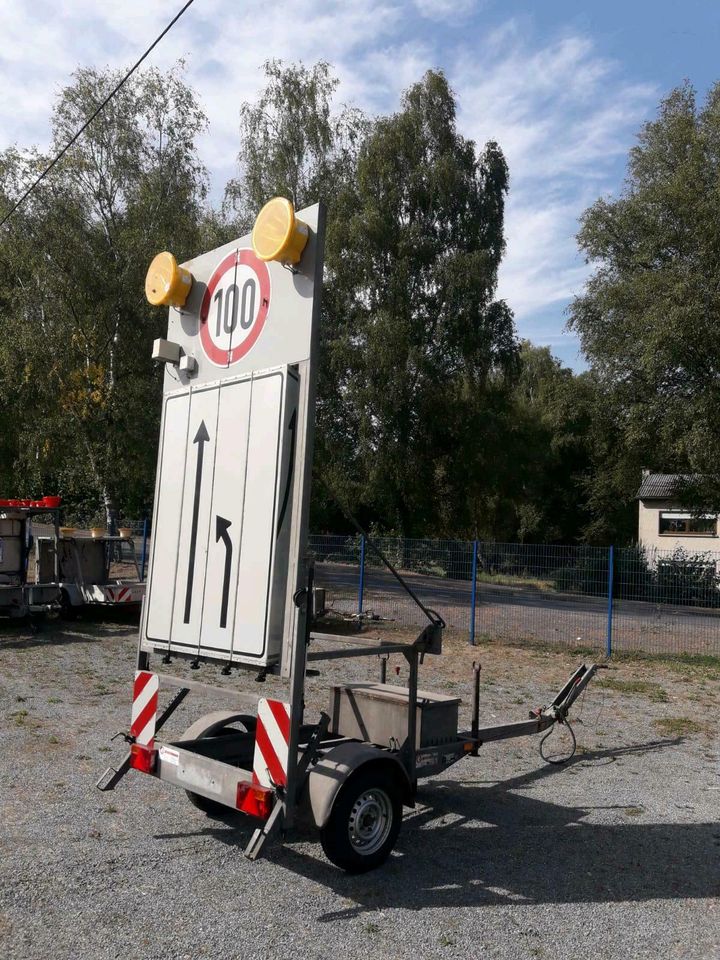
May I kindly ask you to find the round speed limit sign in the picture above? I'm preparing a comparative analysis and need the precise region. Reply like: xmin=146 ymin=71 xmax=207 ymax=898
xmin=199 ymin=249 xmax=271 ymax=366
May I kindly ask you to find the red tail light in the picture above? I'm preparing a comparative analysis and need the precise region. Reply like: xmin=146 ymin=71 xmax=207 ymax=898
xmin=236 ymin=781 xmax=274 ymax=819
xmin=129 ymin=742 xmax=157 ymax=774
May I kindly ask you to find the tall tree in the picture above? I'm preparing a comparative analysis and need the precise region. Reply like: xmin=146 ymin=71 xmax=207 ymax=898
xmin=0 ymin=64 xmax=208 ymax=524
xmin=570 ymin=82 xmax=720 ymax=539
xmin=324 ymin=70 xmax=517 ymax=536
xmin=500 ymin=343 xmax=594 ymax=543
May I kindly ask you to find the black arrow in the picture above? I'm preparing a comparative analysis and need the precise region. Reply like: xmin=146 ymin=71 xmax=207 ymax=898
xmin=183 ymin=420 xmax=210 ymax=624
xmin=276 ymin=409 xmax=297 ymax=537
xmin=215 ymin=515 xmax=233 ymax=629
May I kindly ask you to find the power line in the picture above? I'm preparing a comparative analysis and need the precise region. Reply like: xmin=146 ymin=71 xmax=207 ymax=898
xmin=0 ymin=0 xmax=198 ymax=229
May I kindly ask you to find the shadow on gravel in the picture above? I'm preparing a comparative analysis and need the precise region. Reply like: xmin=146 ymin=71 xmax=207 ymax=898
xmin=151 ymin=736 xmax=719 ymax=915
xmin=285 ymin=737 xmax=720 ymax=916
xmin=0 ymin=618 xmax=136 ymax=650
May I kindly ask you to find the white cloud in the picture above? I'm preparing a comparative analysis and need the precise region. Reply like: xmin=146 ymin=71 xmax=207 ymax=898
xmin=451 ymin=23 xmax=655 ymax=334
xmin=414 ymin=0 xmax=480 ymax=21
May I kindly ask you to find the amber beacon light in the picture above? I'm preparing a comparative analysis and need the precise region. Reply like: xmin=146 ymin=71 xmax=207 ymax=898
xmin=145 ymin=251 xmax=193 ymax=308
xmin=252 ymin=197 xmax=309 ymax=265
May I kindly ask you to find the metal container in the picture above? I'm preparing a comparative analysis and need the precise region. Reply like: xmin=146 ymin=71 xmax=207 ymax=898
xmin=0 ymin=513 xmax=24 ymax=582
xmin=38 ymin=537 xmax=107 ymax=584
xmin=329 ymin=683 xmax=461 ymax=749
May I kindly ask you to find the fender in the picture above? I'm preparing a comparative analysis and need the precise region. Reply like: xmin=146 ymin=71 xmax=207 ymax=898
xmin=306 ymin=741 xmax=413 ymax=828
xmin=179 ymin=710 xmax=257 ymax=741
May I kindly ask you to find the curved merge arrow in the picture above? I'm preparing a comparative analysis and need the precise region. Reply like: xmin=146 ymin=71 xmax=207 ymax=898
xmin=276 ymin=409 xmax=297 ymax=537
xmin=215 ymin=515 xmax=233 ymax=629
xmin=183 ymin=420 xmax=210 ymax=624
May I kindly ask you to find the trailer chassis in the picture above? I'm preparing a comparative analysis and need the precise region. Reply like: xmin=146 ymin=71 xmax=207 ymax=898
xmin=98 ymin=562 xmax=605 ymax=872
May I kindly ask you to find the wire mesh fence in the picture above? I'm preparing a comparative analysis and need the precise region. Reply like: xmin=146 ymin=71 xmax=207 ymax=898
xmin=123 ymin=526 xmax=720 ymax=657
xmin=309 ymin=535 xmax=720 ymax=657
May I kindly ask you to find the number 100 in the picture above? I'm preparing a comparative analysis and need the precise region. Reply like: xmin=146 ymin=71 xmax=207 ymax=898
xmin=213 ymin=279 xmax=257 ymax=337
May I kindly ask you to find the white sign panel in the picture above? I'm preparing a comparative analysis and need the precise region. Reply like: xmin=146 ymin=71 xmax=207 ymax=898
xmin=144 ymin=367 xmax=298 ymax=664
xmin=140 ymin=204 xmax=324 ymax=669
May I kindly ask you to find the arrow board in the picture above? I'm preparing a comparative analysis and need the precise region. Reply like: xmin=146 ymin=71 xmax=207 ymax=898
xmin=143 ymin=367 xmax=299 ymax=664
xmin=140 ymin=204 xmax=325 ymax=674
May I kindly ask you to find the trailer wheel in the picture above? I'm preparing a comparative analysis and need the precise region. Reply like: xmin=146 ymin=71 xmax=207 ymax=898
xmin=320 ymin=766 xmax=403 ymax=873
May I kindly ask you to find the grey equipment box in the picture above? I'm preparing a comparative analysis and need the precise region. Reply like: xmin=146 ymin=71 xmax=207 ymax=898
xmin=329 ymin=683 xmax=461 ymax=749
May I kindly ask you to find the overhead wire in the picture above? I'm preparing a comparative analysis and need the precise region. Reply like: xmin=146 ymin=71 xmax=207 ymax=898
xmin=0 ymin=0 xmax=198 ymax=230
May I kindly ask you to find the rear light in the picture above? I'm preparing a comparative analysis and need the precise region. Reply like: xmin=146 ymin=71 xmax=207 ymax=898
xmin=236 ymin=781 xmax=274 ymax=819
xmin=129 ymin=742 xmax=157 ymax=774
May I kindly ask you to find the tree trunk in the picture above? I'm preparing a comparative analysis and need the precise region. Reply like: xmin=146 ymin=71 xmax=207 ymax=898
xmin=103 ymin=488 xmax=118 ymax=535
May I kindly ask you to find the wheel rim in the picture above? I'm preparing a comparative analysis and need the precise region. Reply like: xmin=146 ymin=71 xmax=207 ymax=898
xmin=347 ymin=788 xmax=393 ymax=856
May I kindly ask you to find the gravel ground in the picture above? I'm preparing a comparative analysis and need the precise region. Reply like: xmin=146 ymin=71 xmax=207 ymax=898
xmin=1 ymin=614 xmax=718 ymax=960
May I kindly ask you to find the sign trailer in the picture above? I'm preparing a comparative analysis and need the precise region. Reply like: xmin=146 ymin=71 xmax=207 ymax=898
xmin=98 ymin=197 xmax=605 ymax=872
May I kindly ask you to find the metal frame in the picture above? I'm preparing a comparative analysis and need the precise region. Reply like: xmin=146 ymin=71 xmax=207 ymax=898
xmin=99 ymin=200 xmax=606 ymax=870
xmin=35 ymin=534 xmax=144 ymax=609
xmin=102 ymin=553 xmax=604 ymax=865
xmin=0 ymin=505 xmax=61 ymax=617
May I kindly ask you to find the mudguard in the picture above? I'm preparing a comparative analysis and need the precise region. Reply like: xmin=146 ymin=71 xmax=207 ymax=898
xmin=180 ymin=710 xmax=257 ymax=741
xmin=306 ymin=741 xmax=412 ymax=828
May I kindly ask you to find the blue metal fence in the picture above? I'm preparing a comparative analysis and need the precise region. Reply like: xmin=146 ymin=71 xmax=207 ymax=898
xmin=309 ymin=535 xmax=720 ymax=658
xmin=125 ymin=522 xmax=720 ymax=657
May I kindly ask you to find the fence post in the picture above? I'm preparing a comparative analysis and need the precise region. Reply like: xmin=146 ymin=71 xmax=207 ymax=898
xmin=469 ymin=539 xmax=478 ymax=645
xmin=140 ymin=517 xmax=149 ymax=582
xmin=357 ymin=535 xmax=366 ymax=616
xmin=606 ymin=544 xmax=614 ymax=658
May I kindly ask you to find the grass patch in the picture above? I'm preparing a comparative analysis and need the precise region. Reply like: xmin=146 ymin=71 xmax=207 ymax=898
xmin=476 ymin=573 xmax=556 ymax=592
xmin=10 ymin=709 xmax=28 ymax=725
xmin=653 ymin=717 xmax=703 ymax=736
xmin=623 ymin=806 xmax=644 ymax=817
xmin=597 ymin=678 xmax=669 ymax=702
xmin=612 ymin=650 xmax=720 ymax=675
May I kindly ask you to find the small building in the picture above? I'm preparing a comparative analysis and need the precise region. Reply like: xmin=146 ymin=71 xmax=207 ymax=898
xmin=637 ymin=471 xmax=718 ymax=552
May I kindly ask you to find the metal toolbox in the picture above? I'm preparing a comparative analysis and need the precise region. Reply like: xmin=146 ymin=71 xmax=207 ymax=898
xmin=329 ymin=683 xmax=461 ymax=749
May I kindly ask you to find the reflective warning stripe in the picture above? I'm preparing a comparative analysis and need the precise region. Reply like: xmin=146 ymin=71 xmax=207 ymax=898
xmin=106 ymin=586 xmax=132 ymax=602
xmin=252 ymin=698 xmax=290 ymax=788
xmin=131 ymin=671 xmax=158 ymax=747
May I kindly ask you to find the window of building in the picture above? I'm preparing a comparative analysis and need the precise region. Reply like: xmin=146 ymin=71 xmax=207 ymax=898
xmin=658 ymin=512 xmax=717 ymax=536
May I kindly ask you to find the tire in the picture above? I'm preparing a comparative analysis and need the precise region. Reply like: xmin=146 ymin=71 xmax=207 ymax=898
xmin=185 ymin=716 xmax=255 ymax=817
xmin=320 ymin=766 xmax=403 ymax=873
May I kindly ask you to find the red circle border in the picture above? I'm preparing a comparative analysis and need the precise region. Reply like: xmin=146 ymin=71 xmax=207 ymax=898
xmin=199 ymin=249 xmax=271 ymax=366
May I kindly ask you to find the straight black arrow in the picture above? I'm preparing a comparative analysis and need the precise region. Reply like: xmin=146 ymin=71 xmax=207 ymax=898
xmin=215 ymin=515 xmax=233 ymax=629
xmin=183 ymin=420 xmax=210 ymax=624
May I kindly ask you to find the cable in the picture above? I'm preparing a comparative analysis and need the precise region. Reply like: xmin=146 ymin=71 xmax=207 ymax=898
xmin=315 ymin=475 xmax=445 ymax=628
xmin=0 ymin=0 xmax=198 ymax=229
xmin=539 ymin=719 xmax=577 ymax=765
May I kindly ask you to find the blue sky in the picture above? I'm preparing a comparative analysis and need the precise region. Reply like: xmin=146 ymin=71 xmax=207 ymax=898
xmin=1 ymin=0 xmax=718 ymax=369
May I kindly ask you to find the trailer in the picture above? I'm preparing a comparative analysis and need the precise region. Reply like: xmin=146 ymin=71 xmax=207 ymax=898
xmin=35 ymin=533 xmax=145 ymax=617
xmin=0 ymin=498 xmax=61 ymax=619
xmin=97 ymin=198 xmax=604 ymax=873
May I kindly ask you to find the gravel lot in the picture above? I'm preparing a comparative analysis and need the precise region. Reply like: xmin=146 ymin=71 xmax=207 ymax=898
xmin=1 ymin=614 xmax=718 ymax=960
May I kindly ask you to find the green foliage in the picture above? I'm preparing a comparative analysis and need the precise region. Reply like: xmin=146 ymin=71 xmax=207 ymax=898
xmin=320 ymin=70 xmax=518 ymax=536
xmin=0 ymin=63 xmax=208 ymax=524
xmin=570 ymin=81 xmax=720 ymax=535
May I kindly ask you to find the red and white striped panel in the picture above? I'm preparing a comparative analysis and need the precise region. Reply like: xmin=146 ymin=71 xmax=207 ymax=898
xmin=106 ymin=586 xmax=132 ymax=603
xmin=252 ymin=698 xmax=291 ymax=789
xmin=130 ymin=671 xmax=159 ymax=747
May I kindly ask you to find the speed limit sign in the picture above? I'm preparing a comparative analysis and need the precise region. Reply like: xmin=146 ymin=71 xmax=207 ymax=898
xmin=199 ymin=249 xmax=271 ymax=366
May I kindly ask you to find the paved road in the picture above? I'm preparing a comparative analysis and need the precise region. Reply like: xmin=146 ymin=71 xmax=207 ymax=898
xmin=315 ymin=562 xmax=720 ymax=656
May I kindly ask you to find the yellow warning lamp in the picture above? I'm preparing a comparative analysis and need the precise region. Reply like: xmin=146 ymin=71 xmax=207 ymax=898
xmin=145 ymin=251 xmax=193 ymax=308
xmin=251 ymin=197 xmax=309 ymax=265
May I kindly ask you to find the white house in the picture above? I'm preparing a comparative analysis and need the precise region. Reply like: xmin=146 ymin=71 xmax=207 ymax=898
xmin=637 ymin=471 xmax=718 ymax=553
